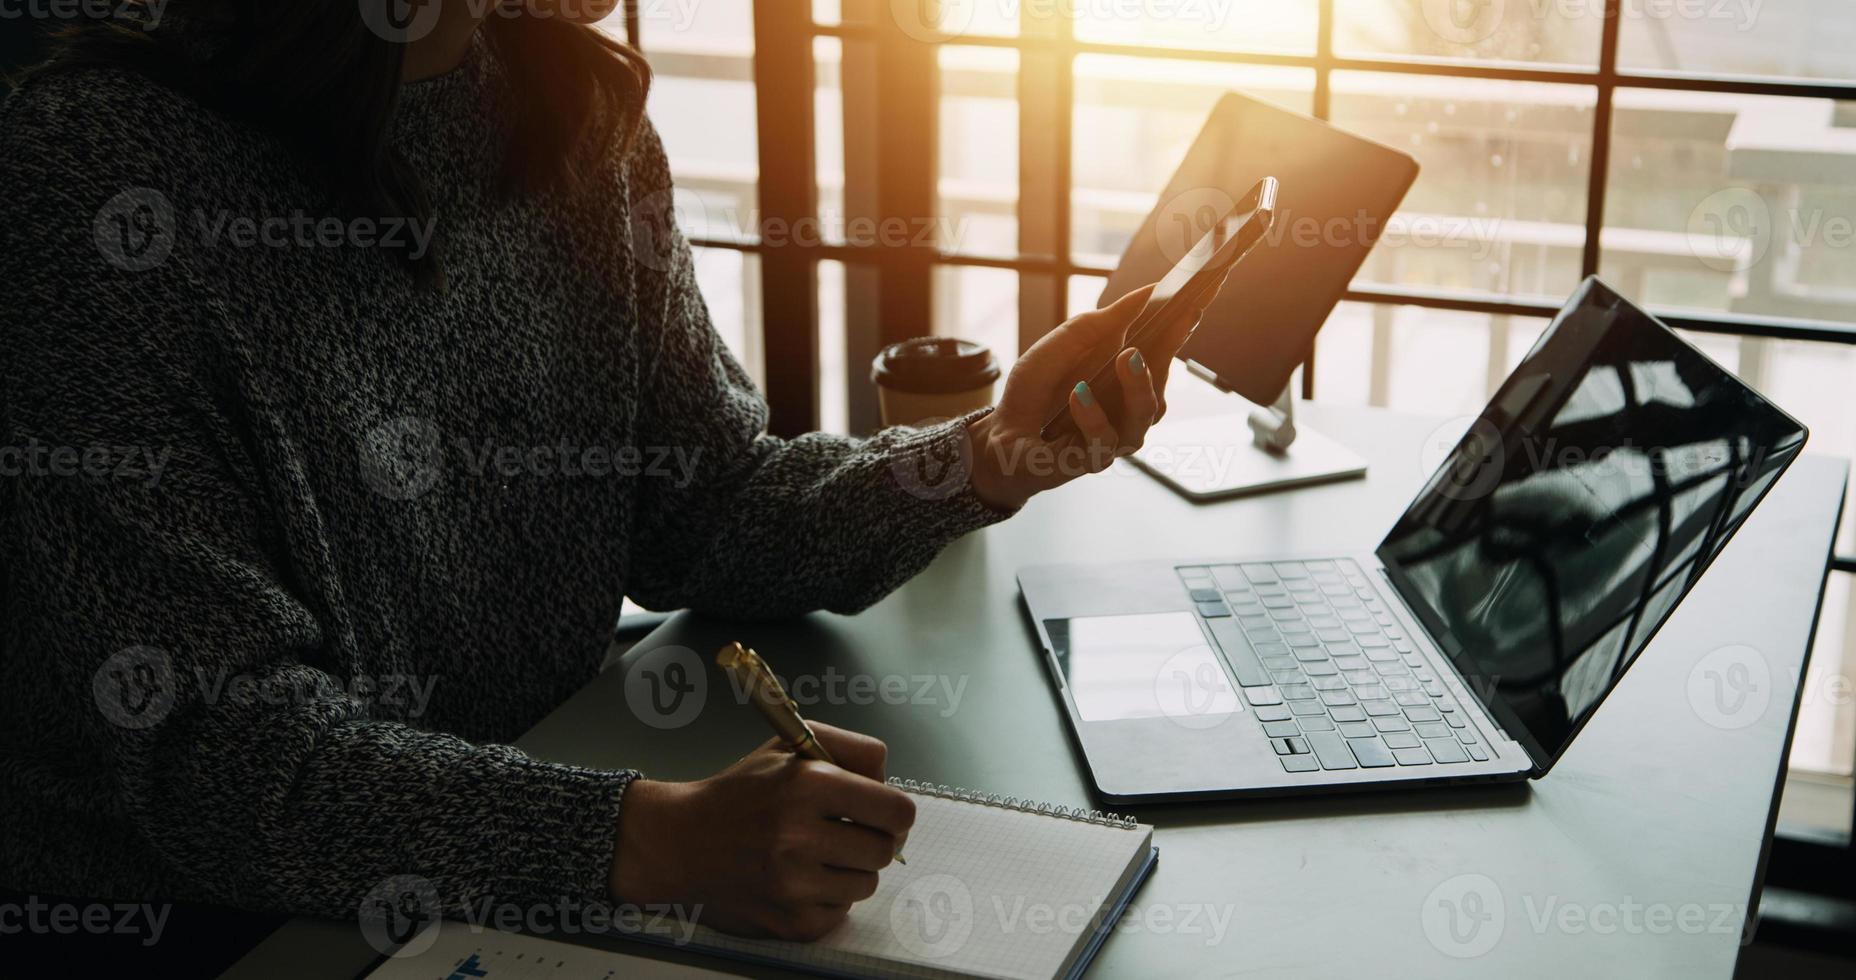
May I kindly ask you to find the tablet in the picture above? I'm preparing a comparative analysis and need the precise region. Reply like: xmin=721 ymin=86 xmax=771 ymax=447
xmin=1101 ymin=92 xmax=1420 ymax=406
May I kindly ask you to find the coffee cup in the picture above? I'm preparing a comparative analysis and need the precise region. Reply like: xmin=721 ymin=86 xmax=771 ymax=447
xmin=871 ymin=337 xmax=1002 ymax=428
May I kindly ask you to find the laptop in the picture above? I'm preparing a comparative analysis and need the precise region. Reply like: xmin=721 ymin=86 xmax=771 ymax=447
xmin=1018 ymin=278 xmax=1809 ymax=803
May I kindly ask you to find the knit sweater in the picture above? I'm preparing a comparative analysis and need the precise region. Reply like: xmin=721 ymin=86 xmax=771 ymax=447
xmin=0 ymin=36 xmax=1001 ymax=920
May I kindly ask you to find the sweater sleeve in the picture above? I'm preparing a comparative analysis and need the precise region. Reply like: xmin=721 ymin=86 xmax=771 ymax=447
xmin=0 ymin=123 xmax=634 ymax=920
xmin=618 ymin=122 xmax=1013 ymax=620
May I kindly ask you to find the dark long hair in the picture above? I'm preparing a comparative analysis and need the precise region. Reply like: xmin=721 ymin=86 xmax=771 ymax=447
xmin=30 ymin=1 xmax=652 ymax=288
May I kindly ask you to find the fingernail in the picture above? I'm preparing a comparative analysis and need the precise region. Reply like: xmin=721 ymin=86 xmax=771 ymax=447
xmin=1074 ymin=381 xmax=1095 ymax=407
xmin=1129 ymin=350 xmax=1146 ymax=374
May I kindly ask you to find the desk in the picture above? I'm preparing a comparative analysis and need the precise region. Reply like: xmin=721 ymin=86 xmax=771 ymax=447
xmin=229 ymin=402 xmax=1847 ymax=980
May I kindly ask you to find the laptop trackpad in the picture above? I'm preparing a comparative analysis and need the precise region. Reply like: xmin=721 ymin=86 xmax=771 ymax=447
xmin=1058 ymin=612 xmax=1242 ymax=725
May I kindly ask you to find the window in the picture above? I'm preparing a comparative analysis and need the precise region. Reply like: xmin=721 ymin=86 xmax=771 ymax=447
xmin=621 ymin=1 xmax=1855 ymax=834
xmin=604 ymin=0 xmax=764 ymax=384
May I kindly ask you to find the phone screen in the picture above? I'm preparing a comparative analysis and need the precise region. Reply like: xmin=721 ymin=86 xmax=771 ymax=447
xmin=1124 ymin=202 xmax=1265 ymax=351
xmin=1040 ymin=177 xmax=1277 ymax=444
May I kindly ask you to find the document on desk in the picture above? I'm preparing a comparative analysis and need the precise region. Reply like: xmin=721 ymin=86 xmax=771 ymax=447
xmin=617 ymin=781 xmax=1158 ymax=980
xmin=364 ymin=784 xmax=1154 ymax=980
xmin=364 ymin=920 xmax=728 ymax=979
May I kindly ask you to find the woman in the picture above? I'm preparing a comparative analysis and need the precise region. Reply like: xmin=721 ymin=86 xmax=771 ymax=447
xmin=0 ymin=0 xmax=1196 ymax=950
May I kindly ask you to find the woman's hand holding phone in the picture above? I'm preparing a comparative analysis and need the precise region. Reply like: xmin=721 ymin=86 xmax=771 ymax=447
xmin=964 ymin=284 xmax=1206 ymax=512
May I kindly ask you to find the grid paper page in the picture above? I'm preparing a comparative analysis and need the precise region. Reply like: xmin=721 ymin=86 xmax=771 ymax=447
xmin=655 ymin=791 xmax=1153 ymax=980
xmin=366 ymin=920 xmax=727 ymax=980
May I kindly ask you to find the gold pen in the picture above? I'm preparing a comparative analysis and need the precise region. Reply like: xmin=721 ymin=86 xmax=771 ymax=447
xmin=715 ymin=641 xmax=906 ymax=864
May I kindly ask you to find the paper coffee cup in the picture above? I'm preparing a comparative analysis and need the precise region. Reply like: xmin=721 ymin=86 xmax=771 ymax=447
xmin=871 ymin=337 xmax=1001 ymax=428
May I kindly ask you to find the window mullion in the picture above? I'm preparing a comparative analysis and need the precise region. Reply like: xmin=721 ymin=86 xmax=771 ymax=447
xmin=838 ymin=1 xmax=886 ymax=433
xmin=873 ymin=4 xmax=938 ymax=353
xmin=1313 ymin=0 xmax=1333 ymax=120
xmin=1305 ymin=0 xmax=1336 ymax=399
xmin=751 ymin=0 xmax=820 ymax=436
xmin=1583 ymin=0 xmax=1624 ymax=279
xmin=1019 ymin=8 xmax=1073 ymax=351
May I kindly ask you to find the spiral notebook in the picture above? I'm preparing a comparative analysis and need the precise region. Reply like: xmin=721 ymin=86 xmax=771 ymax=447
xmin=618 ymin=779 xmax=1158 ymax=980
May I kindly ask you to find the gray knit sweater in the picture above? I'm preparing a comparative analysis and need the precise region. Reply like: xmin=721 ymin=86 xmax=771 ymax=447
xmin=0 ymin=37 xmax=1001 ymax=920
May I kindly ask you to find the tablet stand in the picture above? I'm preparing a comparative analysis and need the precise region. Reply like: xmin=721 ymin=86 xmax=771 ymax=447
xmin=1128 ymin=377 xmax=1367 ymax=501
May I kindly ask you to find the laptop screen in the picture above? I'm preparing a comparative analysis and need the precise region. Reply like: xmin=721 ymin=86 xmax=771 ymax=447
xmin=1376 ymin=279 xmax=1808 ymax=770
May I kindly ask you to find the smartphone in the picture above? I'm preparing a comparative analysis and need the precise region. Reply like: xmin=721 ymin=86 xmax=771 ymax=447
xmin=1040 ymin=176 xmax=1279 ymax=444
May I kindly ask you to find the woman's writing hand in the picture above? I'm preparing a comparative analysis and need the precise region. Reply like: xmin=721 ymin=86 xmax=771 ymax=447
xmin=610 ymin=723 xmax=913 ymax=941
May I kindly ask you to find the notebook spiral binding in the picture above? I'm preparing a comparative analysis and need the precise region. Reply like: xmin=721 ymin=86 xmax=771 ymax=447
xmin=888 ymin=778 xmax=1139 ymax=830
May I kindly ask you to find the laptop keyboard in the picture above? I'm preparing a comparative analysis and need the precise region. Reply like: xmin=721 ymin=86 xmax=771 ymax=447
xmin=1177 ymin=559 xmax=1490 ymax=775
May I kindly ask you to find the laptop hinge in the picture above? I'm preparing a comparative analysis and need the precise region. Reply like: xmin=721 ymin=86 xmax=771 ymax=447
xmin=1371 ymin=566 xmax=1537 ymax=770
